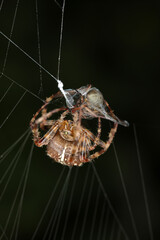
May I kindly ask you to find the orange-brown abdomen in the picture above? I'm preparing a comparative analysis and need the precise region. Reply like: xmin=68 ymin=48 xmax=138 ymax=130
xmin=47 ymin=127 xmax=90 ymax=166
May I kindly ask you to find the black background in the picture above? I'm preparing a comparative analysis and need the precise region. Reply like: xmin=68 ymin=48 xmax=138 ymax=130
xmin=0 ymin=0 xmax=160 ymax=239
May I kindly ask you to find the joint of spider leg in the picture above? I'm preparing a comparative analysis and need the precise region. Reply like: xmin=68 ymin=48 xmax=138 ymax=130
xmin=45 ymin=95 xmax=54 ymax=103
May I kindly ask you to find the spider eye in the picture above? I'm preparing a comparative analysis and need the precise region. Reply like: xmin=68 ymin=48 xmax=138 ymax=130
xmin=60 ymin=130 xmax=74 ymax=141
xmin=86 ymin=88 xmax=104 ymax=108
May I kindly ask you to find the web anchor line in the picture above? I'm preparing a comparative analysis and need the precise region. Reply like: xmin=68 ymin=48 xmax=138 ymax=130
xmin=133 ymin=124 xmax=153 ymax=240
xmin=0 ymin=31 xmax=74 ymax=109
xmin=92 ymin=163 xmax=130 ymax=240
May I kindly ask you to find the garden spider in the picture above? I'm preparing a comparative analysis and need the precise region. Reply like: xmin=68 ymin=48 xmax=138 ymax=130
xmin=30 ymin=85 xmax=129 ymax=166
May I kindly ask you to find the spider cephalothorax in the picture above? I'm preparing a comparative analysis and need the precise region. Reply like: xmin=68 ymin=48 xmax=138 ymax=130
xmin=30 ymin=85 xmax=128 ymax=166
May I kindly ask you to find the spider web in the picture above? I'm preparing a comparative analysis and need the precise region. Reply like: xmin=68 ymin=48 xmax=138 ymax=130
xmin=0 ymin=0 xmax=159 ymax=239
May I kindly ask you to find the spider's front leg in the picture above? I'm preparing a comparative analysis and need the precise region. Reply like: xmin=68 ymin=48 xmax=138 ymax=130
xmin=34 ymin=121 xmax=60 ymax=147
xmin=88 ymin=122 xmax=118 ymax=160
xmin=30 ymin=94 xmax=68 ymax=147
xmin=104 ymin=100 xmax=129 ymax=127
xmin=30 ymin=95 xmax=56 ymax=145
xmin=31 ymin=108 xmax=70 ymax=147
xmin=30 ymin=95 xmax=67 ymax=128
xmin=30 ymin=95 xmax=54 ymax=126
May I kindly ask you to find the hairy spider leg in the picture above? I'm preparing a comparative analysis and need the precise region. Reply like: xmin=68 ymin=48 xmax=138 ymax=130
xmin=31 ymin=109 xmax=70 ymax=147
xmin=30 ymin=99 xmax=52 ymax=126
xmin=75 ymin=108 xmax=92 ymax=163
xmin=30 ymin=94 xmax=69 ymax=147
xmin=81 ymin=134 xmax=88 ymax=161
xmin=104 ymin=100 xmax=129 ymax=127
xmin=30 ymin=94 xmax=55 ymax=132
xmin=40 ymin=108 xmax=53 ymax=129
xmin=69 ymin=109 xmax=101 ymax=164
xmin=72 ymin=99 xmax=119 ymax=161
xmin=65 ymin=110 xmax=82 ymax=164
xmin=85 ymin=99 xmax=119 ymax=160
xmin=30 ymin=94 xmax=67 ymax=126
xmin=35 ymin=122 xmax=60 ymax=147
xmin=81 ymin=105 xmax=103 ymax=118
xmin=78 ymin=132 xmax=90 ymax=163
xmin=104 ymin=99 xmax=119 ymax=121
xmin=35 ymin=107 xmax=67 ymax=126
xmin=64 ymin=105 xmax=90 ymax=164
xmin=39 ymin=106 xmax=68 ymax=129
xmin=89 ymin=117 xmax=102 ymax=151
xmin=69 ymin=106 xmax=102 ymax=163
xmin=88 ymin=123 xmax=118 ymax=160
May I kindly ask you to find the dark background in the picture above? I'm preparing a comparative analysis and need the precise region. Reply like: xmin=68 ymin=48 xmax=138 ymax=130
xmin=0 ymin=0 xmax=160 ymax=239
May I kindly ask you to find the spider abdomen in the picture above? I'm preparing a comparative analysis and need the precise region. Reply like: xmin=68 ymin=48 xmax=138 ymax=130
xmin=47 ymin=131 xmax=90 ymax=166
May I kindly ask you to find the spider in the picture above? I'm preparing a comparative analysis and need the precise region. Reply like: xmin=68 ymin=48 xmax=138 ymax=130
xmin=30 ymin=85 xmax=129 ymax=166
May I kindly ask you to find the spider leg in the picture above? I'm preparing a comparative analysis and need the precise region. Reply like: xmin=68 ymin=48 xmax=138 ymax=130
xmin=88 ymin=122 xmax=118 ymax=160
xmin=71 ymin=106 xmax=83 ymax=141
xmin=104 ymin=100 xmax=129 ymax=127
xmin=65 ymin=109 xmax=84 ymax=165
xmin=30 ymin=93 xmax=70 ymax=147
xmin=86 ymin=99 xmax=118 ymax=159
xmin=34 ymin=121 xmax=59 ymax=147
xmin=80 ymin=133 xmax=91 ymax=163
xmin=30 ymin=95 xmax=55 ymax=127
xmin=89 ymin=117 xmax=101 ymax=151
xmin=34 ymin=107 xmax=67 ymax=125
xmin=39 ymin=108 xmax=53 ymax=129
xmin=83 ymin=102 xmax=115 ymax=122
xmin=104 ymin=99 xmax=119 ymax=122
xmin=30 ymin=92 xmax=69 ymax=144
xmin=65 ymin=112 xmax=81 ymax=165
xmin=30 ymin=93 xmax=67 ymax=127
xmin=83 ymin=100 xmax=128 ymax=127
xmin=33 ymin=109 xmax=70 ymax=147
xmin=30 ymin=107 xmax=67 ymax=145
xmin=83 ymin=127 xmax=104 ymax=149
xmin=81 ymin=105 xmax=99 ymax=118
xmin=40 ymin=120 xmax=56 ymax=130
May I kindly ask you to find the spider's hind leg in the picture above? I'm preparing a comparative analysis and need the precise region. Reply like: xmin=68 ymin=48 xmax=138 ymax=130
xmin=88 ymin=123 xmax=118 ymax=160
xmin=89 ymin=117 xmax=101 ymax=152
